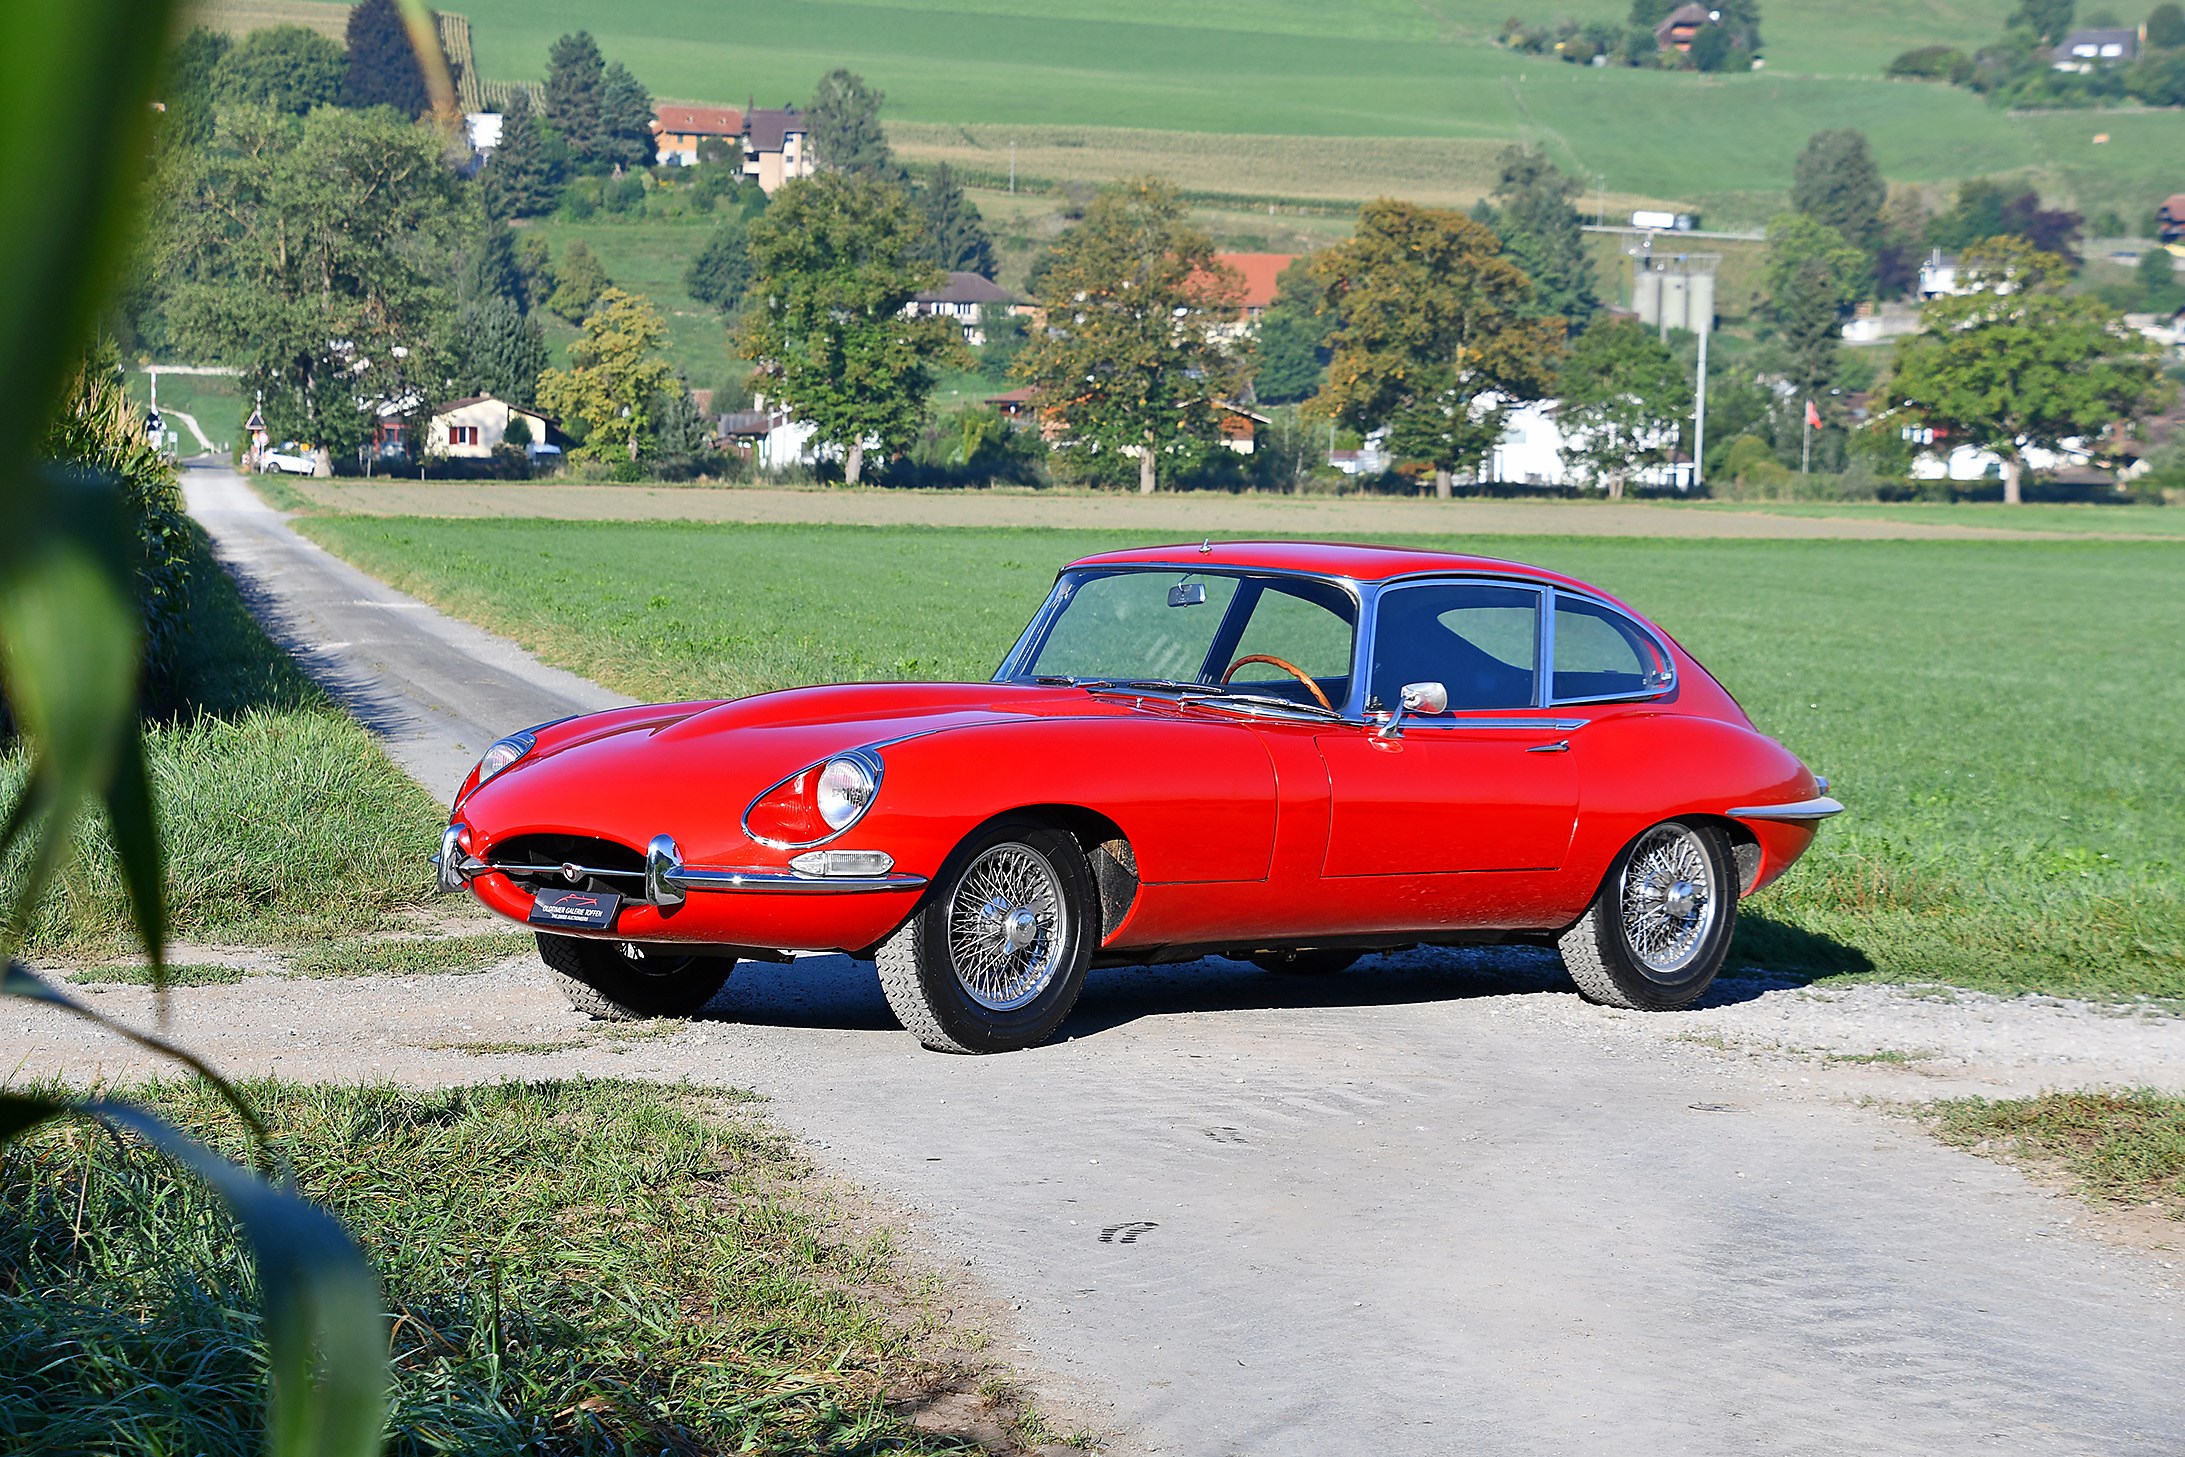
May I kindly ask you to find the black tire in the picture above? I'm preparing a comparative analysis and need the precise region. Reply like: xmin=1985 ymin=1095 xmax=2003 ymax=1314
xmin=537 ymin=933 xmax=732 ymax=1020
xmin=875 ymin=820 xmax=1096 ymax=1054
xmin=1249 ymin=949 xmax=1361 ymax=977
xmin=1558 ymin=820 xmax=1739 ymax=1011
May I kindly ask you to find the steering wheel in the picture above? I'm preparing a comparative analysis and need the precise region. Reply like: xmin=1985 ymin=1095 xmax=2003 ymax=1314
xmin=1222 ymin=654 xmax=1334 ymax=712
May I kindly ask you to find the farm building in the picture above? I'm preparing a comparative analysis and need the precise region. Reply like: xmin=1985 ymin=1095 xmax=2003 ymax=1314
xmin=2159 ymin=194 xmax=2185 ymax=246
xmin=1653 ymin=3 xmax=1715 ymax=52
xmin=653 ymin=104 xmax=743 ymax=166
xmin=743 ymin=107 xmax=814 ymax=193
xmin=2051 ymin=28 xmax=2138 ymax=70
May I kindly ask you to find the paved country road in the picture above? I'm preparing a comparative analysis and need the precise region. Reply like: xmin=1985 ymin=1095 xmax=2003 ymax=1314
xmin=112 ymin=466 xmax=2185 ymax=1455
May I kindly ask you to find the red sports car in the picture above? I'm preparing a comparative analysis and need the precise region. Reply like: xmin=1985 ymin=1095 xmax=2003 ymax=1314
xmin=436 ymin=541 xmax=1839 ymax=1053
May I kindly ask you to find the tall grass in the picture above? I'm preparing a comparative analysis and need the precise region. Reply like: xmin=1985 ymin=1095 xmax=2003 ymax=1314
xmin=294 ymin=517 xmax=2185 ymax=1001
xmin=2 ymin=530 xmax=443 ymax=958
xmin=0 ymin=1079 xmax=1016 ymax=1454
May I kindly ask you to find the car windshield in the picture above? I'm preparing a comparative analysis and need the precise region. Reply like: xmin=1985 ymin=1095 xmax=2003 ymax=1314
xmin=1009 ymin=569 xmax=1357 ymax=710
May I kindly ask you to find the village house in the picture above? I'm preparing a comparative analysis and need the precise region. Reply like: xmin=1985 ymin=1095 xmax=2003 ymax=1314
xmin=742 ymin=107 xmax=814 ymax=193
xmin=979 ymin=388 xmax=1266 ymax=453
xmin=1652 ymin=3 xmax=1716 ymax=52
xmin=2158 ymin=193 xmax=2185 ymax=247
xmin=426 ymin=395 xmax=562 ymax=460
xmin=1190 ymin=253 xmax=1296 ymax=341
xmin=1474 ymin=394 xmax=1694 ymax=491
xmin=716 ymin=398 xmax=818 ymax=468
xmin=908 ymin=273 xmax=1022 ymax=346
xmin=652 ymin=103 xmax=743 ymax=167
xmin=2052 ymin=28 xmax=2139 ymax=71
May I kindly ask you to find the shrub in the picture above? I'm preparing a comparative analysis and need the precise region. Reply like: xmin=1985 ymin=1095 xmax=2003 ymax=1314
xmin=1886 ymin=44 xmax=1976 ymax=83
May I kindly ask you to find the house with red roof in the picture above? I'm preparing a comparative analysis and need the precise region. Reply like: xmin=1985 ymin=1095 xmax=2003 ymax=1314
xmin=652 ymin=104 xmax=744 ymax=167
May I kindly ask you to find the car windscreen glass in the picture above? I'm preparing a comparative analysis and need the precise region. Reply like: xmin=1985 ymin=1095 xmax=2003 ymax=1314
xmin=1370 ymin=582 xmax=1540 ymax=711
xmin=1019 ymin=570 xmax=1357 ymax=696
xmin=1552 ymin=595 xmax=1670 ymax=701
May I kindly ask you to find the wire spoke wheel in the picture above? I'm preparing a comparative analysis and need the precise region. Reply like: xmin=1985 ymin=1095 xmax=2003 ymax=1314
xmin=945 ymin=844 xmax=1070 ymax=1011
xmin=1615 ymin=823 xmax=1719 ymax=981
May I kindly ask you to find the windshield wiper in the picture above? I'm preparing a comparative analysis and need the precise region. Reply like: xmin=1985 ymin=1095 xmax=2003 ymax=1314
xmin=1178 ymin=688 xmax=1343 ymax=720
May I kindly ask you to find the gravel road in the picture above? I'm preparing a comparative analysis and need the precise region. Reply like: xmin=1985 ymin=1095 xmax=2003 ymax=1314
xmin=134 ymin=468 xmax=2185 ymax=1454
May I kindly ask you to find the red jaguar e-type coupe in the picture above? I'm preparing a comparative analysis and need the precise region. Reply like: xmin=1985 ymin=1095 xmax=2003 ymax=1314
xmin=435 ymin=540 xmax=1839 ymax=1053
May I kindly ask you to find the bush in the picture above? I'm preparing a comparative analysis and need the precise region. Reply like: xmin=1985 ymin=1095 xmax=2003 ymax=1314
xmin=1886 ymin=44 xmax=1975 ymax=82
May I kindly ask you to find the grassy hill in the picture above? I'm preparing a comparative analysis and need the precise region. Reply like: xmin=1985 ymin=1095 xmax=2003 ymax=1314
xmin=437 ymin=0 xmax=2180 ymax=225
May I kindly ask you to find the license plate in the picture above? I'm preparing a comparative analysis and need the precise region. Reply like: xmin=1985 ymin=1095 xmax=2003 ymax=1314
xmin=528 ymin=887 xmax=621 ymax=931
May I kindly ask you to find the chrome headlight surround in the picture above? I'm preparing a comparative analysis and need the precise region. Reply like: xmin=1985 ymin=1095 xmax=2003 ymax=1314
xmin=742 ymin=747 xmax=885 ymax=849
xmin=474 ymin=730 xmax=536 ymax=788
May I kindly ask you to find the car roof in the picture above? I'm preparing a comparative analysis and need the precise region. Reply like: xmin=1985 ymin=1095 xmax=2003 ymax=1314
xmin=1064 ymin=540 xmax=1599 ymax=593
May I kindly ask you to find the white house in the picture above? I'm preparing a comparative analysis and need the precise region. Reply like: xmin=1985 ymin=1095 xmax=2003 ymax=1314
xmin=463 ymin=112 xmax=503 ymax=154
xmin=1480 ymin=395 xmax=1694 ymax=491
xmin=718 ymin=397 xmax=820 ymax=468
xmin=907 ymin=272 xmax=1021 ymax=346
xmin=427 ymin=395 xmax=560 ymax=459
xmin=1900 ymin=427 xmax=2091 ymax=482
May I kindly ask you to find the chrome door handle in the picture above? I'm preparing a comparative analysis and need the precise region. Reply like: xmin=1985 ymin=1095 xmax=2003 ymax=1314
xmin=1526 ymin=740 xmax=1570 ymax=754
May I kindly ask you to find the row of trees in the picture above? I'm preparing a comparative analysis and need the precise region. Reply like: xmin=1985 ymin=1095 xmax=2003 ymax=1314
xmin=1504 ymin=0 xmax=1762 ymax=71
xmin=1887 ymin=0 xmax=2185 ymax=108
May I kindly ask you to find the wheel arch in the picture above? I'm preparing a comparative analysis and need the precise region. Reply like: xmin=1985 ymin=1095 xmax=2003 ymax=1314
xmin=949 ymin=803 xmax=1138 ymax=943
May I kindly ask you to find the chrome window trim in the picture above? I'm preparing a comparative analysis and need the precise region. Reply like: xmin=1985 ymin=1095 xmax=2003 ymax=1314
xmin=1381 ymin=716 xmax=1588 ymax=733
xmin=1546 ymin=588 xmax=1679 ymax=706
xmin=740 ymin=745 xmax=887 ymax=849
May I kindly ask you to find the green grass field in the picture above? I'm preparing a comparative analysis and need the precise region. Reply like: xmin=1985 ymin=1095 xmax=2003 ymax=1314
xmin=444 ymin=0 xmax=2178 ymax=224
xmin=124 ymin=370 xmax=245 ymax=452
xmin=292 ymin=515 xmax=2185 ymax=1003
xmin=1679 ymin=501 xmax=2185 ymax=536
xmin=2 ymin=1078 xmax=1050 ymax=1453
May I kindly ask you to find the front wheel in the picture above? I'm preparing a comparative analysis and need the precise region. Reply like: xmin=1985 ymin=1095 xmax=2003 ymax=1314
xmin=876 ymin=821 xmax=1095 ymax=1053
xmin=537 ymin=934 xmax=733 ymax=1019
xmin=1558 ymin=820 xmax=1739 ymax=1011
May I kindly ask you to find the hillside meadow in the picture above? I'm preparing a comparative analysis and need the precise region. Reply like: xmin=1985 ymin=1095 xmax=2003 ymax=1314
xmin=293 ymin=514 xmax=2185 ymax=1005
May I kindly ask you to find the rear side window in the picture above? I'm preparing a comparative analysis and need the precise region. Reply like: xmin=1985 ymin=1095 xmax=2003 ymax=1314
xmin=1552 ymin=595 xmax=1672 ymax=702
xmin=1370 ymin=583 xmax=1540 ymax=711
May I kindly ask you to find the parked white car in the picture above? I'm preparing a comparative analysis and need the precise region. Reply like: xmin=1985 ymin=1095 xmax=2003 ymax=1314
xmin=258 ymin=448 xmax=316 ymax=475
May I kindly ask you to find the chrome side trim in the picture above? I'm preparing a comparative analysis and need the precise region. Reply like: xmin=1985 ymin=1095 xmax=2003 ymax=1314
xmin=1726 ymin=796 xmax=1845 ymax=821
xmin=1399 ymin=717 xmax=1588 ymax=732
xmin=664 ymin=867 xmax=928 ymax=895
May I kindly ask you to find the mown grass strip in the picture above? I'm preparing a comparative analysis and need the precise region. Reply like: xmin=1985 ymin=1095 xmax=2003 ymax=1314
xmin=66 ymin=962 xmax=247 ymax=987
xmin=0 ymin=1079 xmax=1047 ymax=1455
xmin=288 ymin=932 xmax=533 ymax=979
xmin=1925 ymin=1091 xmax=2185 ymax=1219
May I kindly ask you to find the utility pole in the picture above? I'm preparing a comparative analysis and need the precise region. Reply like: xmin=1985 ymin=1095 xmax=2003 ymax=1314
xmin=1692 ymin=321 xmax=1708 ymax=492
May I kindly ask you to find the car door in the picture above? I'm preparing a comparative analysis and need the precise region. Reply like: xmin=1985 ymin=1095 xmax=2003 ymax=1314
xmin=1316 ymin=579 xmax=1580 ymax=879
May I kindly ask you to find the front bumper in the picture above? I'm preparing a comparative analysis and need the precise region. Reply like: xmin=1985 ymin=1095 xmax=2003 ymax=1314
xmin=433 ymin=823 xmax=927 ymax=902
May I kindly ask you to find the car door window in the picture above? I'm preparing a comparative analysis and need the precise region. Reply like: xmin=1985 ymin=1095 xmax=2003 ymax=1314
xmin=1552 ymin=595 xmax=1672 ymax=702
xmin=1370 ymin=583 xmax=1540 ymax=711
xmin=1032 ymin=571 xmax=1240 ymax=682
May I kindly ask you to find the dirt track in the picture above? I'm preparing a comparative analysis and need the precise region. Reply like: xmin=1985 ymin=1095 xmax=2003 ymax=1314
xmin=282 ymin=481 xmax=2127 ymax=540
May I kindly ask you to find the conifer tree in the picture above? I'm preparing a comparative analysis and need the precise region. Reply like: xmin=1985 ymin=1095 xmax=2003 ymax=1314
xmin=545 ymin=31 xmax=606 ymax=165
xmin=806 ymin=69 xmax=895 ymax=179
xmin=918 ymin=164 xmax=997 ymax=278
xmin=342 ymin=0 xmax=430 ymax=116
xmin=483 ymin=91 xmax=564 ymax=219
xmin=601 ymin=61 xmax=656 ymax=170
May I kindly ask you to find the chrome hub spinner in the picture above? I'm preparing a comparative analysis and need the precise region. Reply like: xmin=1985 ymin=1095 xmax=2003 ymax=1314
xmin=947 ymin=844 xmax=1070 ymax=1012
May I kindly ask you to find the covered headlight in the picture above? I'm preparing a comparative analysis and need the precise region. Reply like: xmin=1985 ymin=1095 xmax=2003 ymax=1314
xmin=475 ymin=730 xmax=536 ymax=786
xmin=744 ymin=749 xmax=884 ymax=846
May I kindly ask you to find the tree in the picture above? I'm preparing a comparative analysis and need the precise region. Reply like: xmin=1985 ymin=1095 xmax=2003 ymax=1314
xmin=1712 ymin=0 xmax=1763 ymax=50
xmin=600 ymin=61 xmax=656 ymax=171
xmin=1480 ymin=146 xmax=1599 ymax=328
xmin=1998 ymin=191 xmax=2084 ymax=262
xmin=1789 ymin=129 xmax=1886 ymax=257
xmin=1014 ymin=177 xmax=1247 ymax=494
xmin=2127 ymin=44 xmax=2185 ymax=104
xmin=157 ymin=106 xmax=465 ymax=460
xmin=2008 ymin=0 xmax=2077 ymax=42
xmin=648 ymin=376 xmax=715 ymax=472
xmin=1309 ymin=199 xmax=1564 ymax=498
xmin=1253 ymin=309 xmax=1324 ymax=405
xmin=1927 ymin=178 xmax=2011 ymax=250
xmin=1557 ymin=317 xmax=1692 ymax=499
xmin=739 ymin=174 xmax=962 ymax=484
xmin=515 ymin=234 xmax=555 ymax=309
xmin=211 ymin=25 xmax=347 ymax=115
xmin=157 ymin=27 xmax=232 ymax=150
xmin=2150 ymin=2 xmax=2185 ymax=47
xmin=342 ymin=0 xmax=430 ymax=117
xmin=459 ymin=219 xmax=526 ymax=310
xmin=547 ymin=241 xmax=610 ymax=322
xmin=1874 ymin=188 xmax=1934 ymax=297
xmin=806 ymin=69 xmax=895 ymax=179
xmin=2138 ymin=245 xmax=2184 ymax=310
xmin=1688 ymin=21 xmax=1733 ymax=71
xmin=918 ymin=164 xmax=997 ymax=278
xmin=1765 ymin=212 xmax=1866 ymax=398
xmin=448 ymin=295 xmax=547 ymax=405
xmin=1885 ymin=237 xmax=2169 ymax=503
xmin=685 ymin=215 xmax=753 ymax=312
xmin=482 ymin=91 xmax=564 ymax=219
xmin=545 ymin=31 xmax=606 ymax=166
xmin=538 ymin=288 xmax=676 ymax=461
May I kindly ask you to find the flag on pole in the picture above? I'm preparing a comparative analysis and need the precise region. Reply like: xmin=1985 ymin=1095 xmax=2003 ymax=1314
xmin=1804 ymin=399 xmax=1822 ymax=429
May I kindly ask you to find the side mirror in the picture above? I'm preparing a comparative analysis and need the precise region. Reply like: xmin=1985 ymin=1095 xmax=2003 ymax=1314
xmin=1167 ymin=582 xmax=1207 ymax=608
xmin=1377 ymin=681 xmax=1447 ymax=739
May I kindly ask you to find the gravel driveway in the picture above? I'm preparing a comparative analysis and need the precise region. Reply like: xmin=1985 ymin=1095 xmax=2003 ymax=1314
xmin=121 ymin=466 xmax=2185 ymax=1455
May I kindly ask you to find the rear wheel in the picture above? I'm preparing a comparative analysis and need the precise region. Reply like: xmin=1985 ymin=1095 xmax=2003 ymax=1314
xmin=1558 ymin=820 xmax=1738 ymax=1011
xmin=537 ymin=933 xmax=733 ymax=1020
xmin=876 ymin=820 xmax=1095 ymax=1054
xmin=1249 ymin=949 xmax=1361 ymax=977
